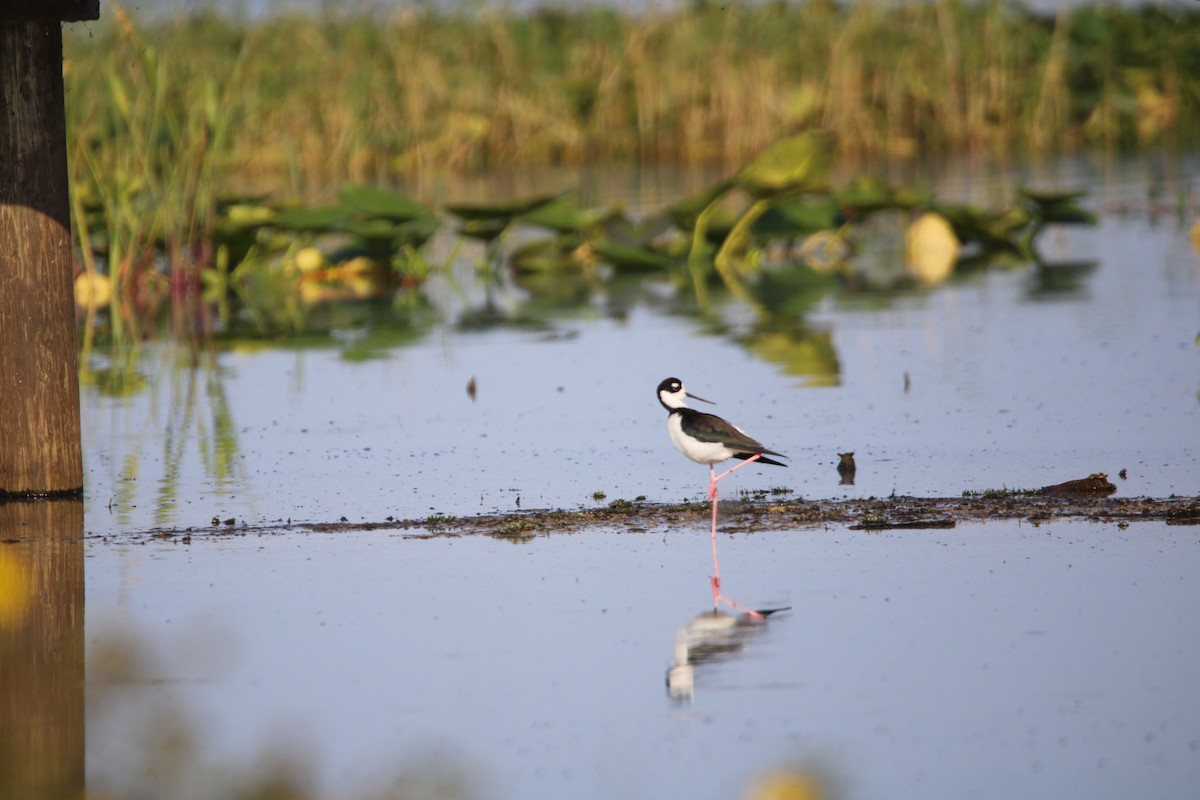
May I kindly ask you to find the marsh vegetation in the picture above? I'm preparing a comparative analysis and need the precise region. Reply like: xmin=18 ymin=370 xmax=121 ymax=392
xmin=62 ymin=1 xmax=1197 ymax=342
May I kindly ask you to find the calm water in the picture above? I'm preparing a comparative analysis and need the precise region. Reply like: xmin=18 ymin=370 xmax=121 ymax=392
xmin=85 ymin=521 xmax=1200 ymax=799
xmin=11 ymin=155 xmax=1200 ymax=798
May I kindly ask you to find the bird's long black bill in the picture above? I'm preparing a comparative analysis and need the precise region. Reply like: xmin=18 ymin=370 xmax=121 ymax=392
xmin=685 ymin=392 xmax=715 ymax=405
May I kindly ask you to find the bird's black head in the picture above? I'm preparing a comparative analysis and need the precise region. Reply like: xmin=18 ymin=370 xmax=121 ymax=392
xmin=657 ymin=377 xmax=713 ymax=411
xmin=657 ymin=377 xmax=685 ymax=412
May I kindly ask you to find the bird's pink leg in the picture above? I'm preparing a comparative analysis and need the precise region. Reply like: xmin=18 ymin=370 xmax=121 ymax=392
xmin=706 ymin=453 xmax=763 ymax=612
xmin=715 ymin=592 xmax=765 ymax=620
xmin=710 ymin=479 xmax=721 ymax=608
xmin=712 ymin=452 xmax=763 ymax=485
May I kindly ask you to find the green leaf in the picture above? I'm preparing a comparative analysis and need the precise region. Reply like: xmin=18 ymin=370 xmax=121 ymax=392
xmin=1019 ymin=187 xmax=1090 ymax=208
xmin=1020 ymin=187 xmax=1097 ymax=226
xmin=592 ymin=241 xmax=676 ymax=272
xmin=274 ymin=206 xmax=349 ymax=232
xmin=667 ymin=180 xmax=735 ymax=232
xmin=342 ymin=217 xmax=410 ymax=242
xmin=735 ymin=131 xmax=836 ymax=200
xmin=458 ymin=217 xmax=512 ymax=242
xmin=510 ymin=237 xmax=583 ymax=274
xmin=395 ymin=216 xmax=440 ymax=248
xmin=445 ymin=193 xmax=562 ymax=222
xmin=339 ymin=185 xmax=433 ymax=222
xmin=835 ymin=174 xmax=894 ymax=214
xmin=518 ymin=196 xmax=607 ymax=234
xmin=752 ymin=198 xmax=842 ymax=239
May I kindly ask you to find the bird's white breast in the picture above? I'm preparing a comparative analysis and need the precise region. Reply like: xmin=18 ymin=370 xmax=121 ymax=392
xmin=667 ymin=413 xmax=736 ymax=465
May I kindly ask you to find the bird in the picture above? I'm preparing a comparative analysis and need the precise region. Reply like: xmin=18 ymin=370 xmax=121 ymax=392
xmin=656 ymin=377 xmax=787 ymax=610
xmin=657 ymin=377 xmax=787 ymax=497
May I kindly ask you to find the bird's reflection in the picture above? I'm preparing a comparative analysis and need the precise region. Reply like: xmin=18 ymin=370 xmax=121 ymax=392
xmin=667 ymin=607 xmax=788 ymax=702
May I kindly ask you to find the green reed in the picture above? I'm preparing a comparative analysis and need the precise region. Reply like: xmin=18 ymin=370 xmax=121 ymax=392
xmin=67 ymin=2 xmax=238 ymax=337
xmin=65 ymin=1 xmax=1198 ymax=181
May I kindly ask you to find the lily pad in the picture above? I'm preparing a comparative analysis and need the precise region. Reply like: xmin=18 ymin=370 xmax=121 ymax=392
xmin=519 ymin=196 xmax=611 ymax=235
xmin=1020 ymin=187 xmax=1097 ymax=226
xmin=1019 ymin=187 xmax=1090 ymax=208
xmin=445 ymin=193 xmax=562 ymax=223
xmin=934 ymin=203 xmax=1032 ymax=252
xmin=339 ymin=185 xmax=433 ymax=222
xmin=752 ymin=197 xmax=842 ymax=239
xmin=510 ymin=237 xmax=585 ymax=274
xmin=274 ymin=206 xmax=350 ymax=233
xmin=342 ymin=217 xmax=412 ymax=242
xmin=735 ymin=131 xmax=835 ymax=200
xmin=458 ymin=217 xmax=513 ymax=243
xmin=592 ymin=241 xmax=677 ymax=272
xmin=394 ymin=215 xmax=440 ymax=249
xmin=835 ymin=175 xmax=894 ymax=215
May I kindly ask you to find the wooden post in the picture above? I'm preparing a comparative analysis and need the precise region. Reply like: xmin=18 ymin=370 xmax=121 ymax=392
xmin=0 ymin=0 xmax=99 ymax=498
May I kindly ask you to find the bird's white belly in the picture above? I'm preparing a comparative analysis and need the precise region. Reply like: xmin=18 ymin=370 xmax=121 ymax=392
xmin=667 ymin=414 xmax=734 ymax=465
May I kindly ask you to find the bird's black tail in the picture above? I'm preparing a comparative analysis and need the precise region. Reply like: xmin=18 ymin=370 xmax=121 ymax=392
xmin=737 ymin=452 xmax=787 ymax=467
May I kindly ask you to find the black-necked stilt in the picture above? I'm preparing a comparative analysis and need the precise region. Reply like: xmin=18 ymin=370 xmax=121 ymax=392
xmin=656 ymin=377 xmax=787 ymax=611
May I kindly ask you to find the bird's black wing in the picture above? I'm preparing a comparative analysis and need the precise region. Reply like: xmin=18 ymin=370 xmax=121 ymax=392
xmin=682 ymin=409 xmax=788 ymax=464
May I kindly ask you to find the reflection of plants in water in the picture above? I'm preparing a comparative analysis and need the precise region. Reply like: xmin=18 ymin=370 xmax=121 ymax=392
xmin=81 ymin=343 xmax=244 ymax=528
xmin=79 ymin=341 xmax=150 ymax=398
xmin=738 ymin=322 xmax=841 ymax=388
xmin=155 ymin=349 xmax=241 ymax=525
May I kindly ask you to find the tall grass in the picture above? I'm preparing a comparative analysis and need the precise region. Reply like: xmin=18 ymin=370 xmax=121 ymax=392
xmin=64 ymin=1 xmax=1198 ymax=179
xmin=68 ymin=2 xmax=235 ymax=338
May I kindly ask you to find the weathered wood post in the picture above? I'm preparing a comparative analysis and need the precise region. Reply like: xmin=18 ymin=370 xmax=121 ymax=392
xmin=0 ymin=0 xmax=98 ymax=499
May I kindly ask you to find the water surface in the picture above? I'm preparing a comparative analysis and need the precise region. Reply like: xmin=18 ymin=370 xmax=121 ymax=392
xmin=86 ymin=520 xmax=1200 ymax=799
xmin=71 ymin=155 xmax=1200 ymax=798
xmin=82 ymin=165 xmax=1200 ymax=531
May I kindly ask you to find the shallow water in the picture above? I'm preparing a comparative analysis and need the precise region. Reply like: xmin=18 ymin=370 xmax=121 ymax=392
xmin=81 ymin=160 xmax=1200 ymax=531
xmin=15 ymin=155 xmax=1200 ymax=797
xmin=84 ymin=520 xmax=1200 ymax=799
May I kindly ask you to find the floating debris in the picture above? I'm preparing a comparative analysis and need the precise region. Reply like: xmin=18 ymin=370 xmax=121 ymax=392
xmin=836 ymin=452 xmax=856 ymax=485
